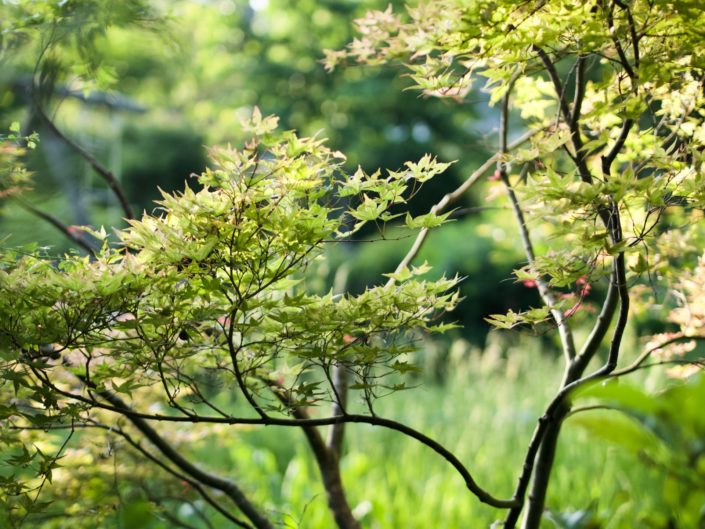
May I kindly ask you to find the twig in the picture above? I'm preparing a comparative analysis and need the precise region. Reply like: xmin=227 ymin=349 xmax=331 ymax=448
xmin=16 ymin=199 xmax=97 ymax=257
xmin=35 ymin=106 xmax=134 ymax=220
xmin=497 ymin=80 xmax=576 ymax=362
xmin=389 ymin=127 xmax=541 ymax=281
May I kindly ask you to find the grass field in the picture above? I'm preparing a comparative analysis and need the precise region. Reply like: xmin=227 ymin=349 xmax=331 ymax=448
xmin=198 ymin=337 xmax=674 ymax=529
xmin=18 ymin=332 xmax=684 ymax=529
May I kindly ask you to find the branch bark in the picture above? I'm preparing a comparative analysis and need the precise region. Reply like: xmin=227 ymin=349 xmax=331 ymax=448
xmin=389 ymin=127 xmax=541 ymax=282
xmin=35 ymin=106 xmax=134 ymax=220
xmin=97 ymin=390 xmax=274 ymax=529
xmin=267 ymin=380 xmax=360 ymax=529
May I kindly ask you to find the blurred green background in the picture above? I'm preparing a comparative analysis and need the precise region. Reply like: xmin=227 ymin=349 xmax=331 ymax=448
xmin=0 ymin=0 xmax=546 ymax=348
xmin=0 ymin=1 xmax=699 ymax=528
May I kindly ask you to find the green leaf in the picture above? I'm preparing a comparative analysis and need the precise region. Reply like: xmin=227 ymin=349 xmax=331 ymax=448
xmin=571 ymin=381 xmax=660 ymax=415
xmin=568 ymin=411 xmax=661 ymax=454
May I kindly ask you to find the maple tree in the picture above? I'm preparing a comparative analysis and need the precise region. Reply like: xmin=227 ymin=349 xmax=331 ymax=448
xmin=2 ymin=1 xmax=705 ymax=528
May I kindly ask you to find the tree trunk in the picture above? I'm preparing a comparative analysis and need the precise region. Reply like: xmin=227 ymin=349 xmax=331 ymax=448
xmin=520 ymin=403 xmax=569 ymax=529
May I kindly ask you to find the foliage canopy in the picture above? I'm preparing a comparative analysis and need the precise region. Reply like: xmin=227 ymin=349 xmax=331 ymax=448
xmin=2 ymin=1 xmax=705 ymax=529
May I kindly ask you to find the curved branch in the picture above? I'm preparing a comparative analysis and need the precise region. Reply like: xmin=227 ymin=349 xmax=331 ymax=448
xmin=113 ymin=426 xmax=254 ymax=529
xmin=31 ymin=367 xmax=518 ymax=509
xmin=16 ymin=199 xmax=97 ymax=257
xmin=35 ymin=106 xmax=134 ymax=220
xmin=569 ymin=271 xmax=619 ymax=379
xmin=565 ymin=404 xmax=618 ymax=418
xmin=601 ymin=119 xmax=634 ymax=175
xmin=590 ymin=254 xmax=630 ymax=378
xmin=497 ymin=81 xmax=576 ymax=362
xmin=389 ymin=127 xmax=541 ymax=281
xmin=611 ymin=334 xmax=705 ymax=378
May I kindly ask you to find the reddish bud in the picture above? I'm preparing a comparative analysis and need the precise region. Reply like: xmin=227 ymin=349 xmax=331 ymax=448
xmin=576 ymin=276 xmax=591 ymax=296
xmin=564 ymin=302 xmax=583 ymax=318
xmin=489 ymin=169 xmax=502 ymax=181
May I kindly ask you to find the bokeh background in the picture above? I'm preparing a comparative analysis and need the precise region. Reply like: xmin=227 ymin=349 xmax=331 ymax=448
xmin=0 ymin=1 xmax=696 ymax=528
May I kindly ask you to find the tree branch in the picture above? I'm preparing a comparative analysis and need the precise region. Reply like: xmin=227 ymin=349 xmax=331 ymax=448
xmin=16 ymin=199 xmax=97 ymax=257
xmin=113 ymin=425 xmax=254 ymax=529
xmin=569 ymin=271 xmax=619 ymax=379
xmin=601 ymin=119 xmax=634 ymax=175
xmin=571 ymin=55 xmax=587 ymax=125
xmin=534 ymin=46 xmax=593 ymax=184
xmin=497 ymin=81 xmax=576 ymax=362
xmin=610 ymin=334 xmax=705 ymax=378
xmin=31 ymin=367 xmax=518 ymax=509
xmin=389 ymin=127 xmax=541 ymax=281
xmin=605 ymin=0 xmax=638 ymax=82
xmin=96 ymin=390 xmax=274 ymax=529
xmin=35 ymin=106 xmax=134 ymax=220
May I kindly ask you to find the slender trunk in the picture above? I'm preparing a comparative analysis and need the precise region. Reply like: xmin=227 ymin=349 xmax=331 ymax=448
xmin=267 ymin=374 xmax=360 ymax=529
xmin=316 ymin=451 xmax=361 ymax=529
xmin=296 ymin=404 xmax=360 ymax=529
xmin=520 ymin=404 xmax=569 ymax=529
xmin=98 ymin=390 xmax=274 ymax=529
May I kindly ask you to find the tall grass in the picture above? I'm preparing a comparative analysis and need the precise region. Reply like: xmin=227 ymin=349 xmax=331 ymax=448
xmin=209 ymin=335 xmax=670 ymax=529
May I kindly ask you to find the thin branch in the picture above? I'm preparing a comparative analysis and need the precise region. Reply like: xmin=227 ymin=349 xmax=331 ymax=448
xmin=611 ymin=334 xmax=705 ymax=378
xmin=31 ymin=369 xmax=518 ymax=509
xmin=151 ymin=501 xmax=201 ymax=529
xmin=389 ymin=127 xmax=541 ymax=281
xmin=18 ymin=420 xmax=75 ymax=528
xmin=601 ymin=119 xmax=634 ymax=175
xmin=226 ymin=313 xmax=268 ymax=419
xmin=498 ymin=81 xmax=576 ymax=362
xmin=113 ymin=426 xmax=254 ymax=529
xmin=571 ymin=56 xmax=587 ymax=125
xmin=35 ymin=106 xmax=134 ymax=220
xmin=534 ymin=46 xmax=593 ymax=184
xmin=569 ymin=271 xmax=618 ymax=379
xmin=605 ymin=0 xmax=638 ymax=82
xmin=564 ymin=404 xmax=616 ymax=418
xmin=96 ymin=390 xmax=274 ymax=529
xmin=614 ymin=0 xmax=641 ymax=68
xmin=16 ymin=199 xmax=97 ymax=257
xmin=589 ymin=209 xmax=630 ymax=380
